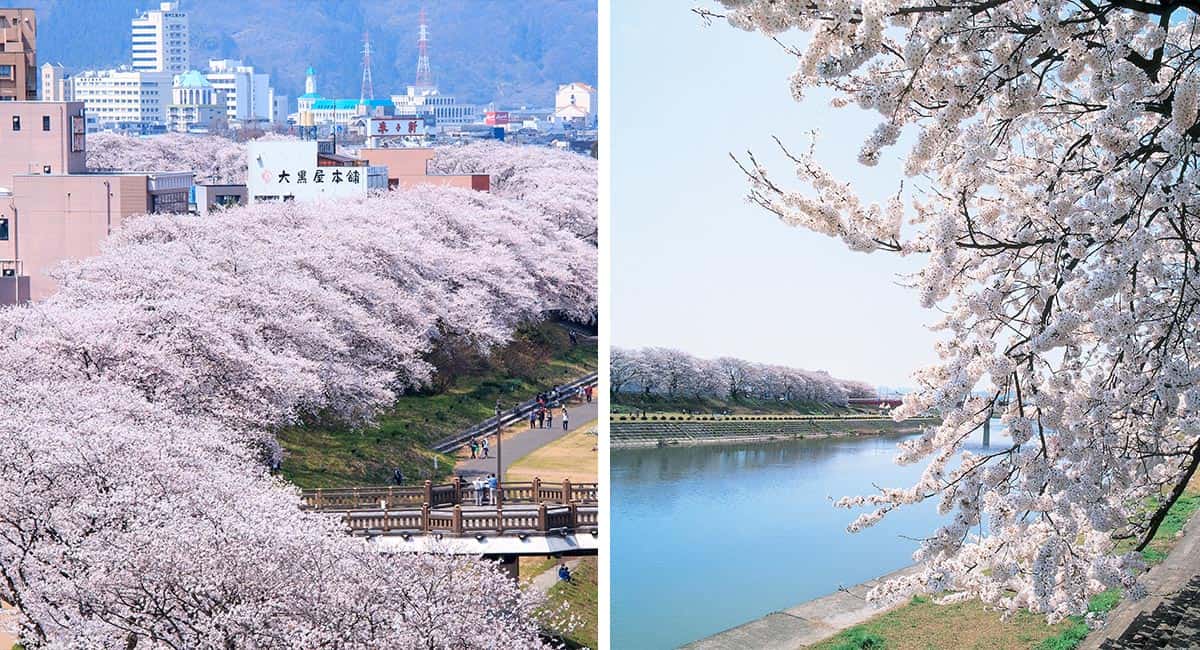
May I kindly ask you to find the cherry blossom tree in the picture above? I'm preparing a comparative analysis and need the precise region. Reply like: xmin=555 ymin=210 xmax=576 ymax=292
xmin=705 ymin=0 xmax=1200 ymax=622
xmin=431 ymin=141 xmax=599 ymax=243
xmin=87 ymin=132 xmax=249 ymax=184
xmin=0 ymin=185 xmax=594 ymax=646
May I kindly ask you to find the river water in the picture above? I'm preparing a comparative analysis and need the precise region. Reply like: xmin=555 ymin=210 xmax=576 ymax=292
xmin=611 ymin=424 xmax=1006 ymax=649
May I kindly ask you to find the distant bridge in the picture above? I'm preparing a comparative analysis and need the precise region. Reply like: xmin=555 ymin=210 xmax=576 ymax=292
xmin=302 ymin=479 xmax=599 ymax=568
xmin=847 ymin=396 xmax=904 ymax=409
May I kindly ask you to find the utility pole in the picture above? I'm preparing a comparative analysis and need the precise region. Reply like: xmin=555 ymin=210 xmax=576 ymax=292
xmin=495 ymin=399 xmax=503 ymax=505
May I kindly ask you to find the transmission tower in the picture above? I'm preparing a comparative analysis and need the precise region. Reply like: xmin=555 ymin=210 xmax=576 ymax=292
xmin=360 ymin=30 xmax=375 ymax=103
xmin=414 ymin=8 xmax=434 ymax=89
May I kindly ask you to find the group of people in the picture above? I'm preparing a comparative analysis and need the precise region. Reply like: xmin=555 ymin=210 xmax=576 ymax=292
xmin=471 ymin=473 xmax=499 ymax=505
xmin=467 ymin=436 xmax=491 ymax=459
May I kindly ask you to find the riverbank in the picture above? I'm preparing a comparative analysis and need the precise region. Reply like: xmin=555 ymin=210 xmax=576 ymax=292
xmin=611 ymin=417 xmax=934 ymax=448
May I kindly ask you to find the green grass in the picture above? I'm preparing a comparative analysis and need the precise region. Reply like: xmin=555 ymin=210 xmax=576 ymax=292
xmin=277 ymin=321 xmax=596 ymax=488
xmin=826 ymin=627 xmax=887 ymax=649
xmin=546 ymin=557 xmax=598 ymax=650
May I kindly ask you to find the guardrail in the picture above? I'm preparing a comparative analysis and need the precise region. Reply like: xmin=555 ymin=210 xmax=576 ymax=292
xmin=343 ymin=503 xmax=600 ymax=537
xmin=302 ymin=478 xmax=599 ymax=511
xmin=430 ymin=372 xmax=598 ymax=454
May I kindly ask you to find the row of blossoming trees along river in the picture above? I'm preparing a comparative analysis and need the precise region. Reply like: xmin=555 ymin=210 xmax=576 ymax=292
xmin=0 ymin=138 xmax=596 ymax=647
xmin=610 ymin=347 xmax=875 ymax=405
xmin=704 ymin=0 xmax=1200 ymax=627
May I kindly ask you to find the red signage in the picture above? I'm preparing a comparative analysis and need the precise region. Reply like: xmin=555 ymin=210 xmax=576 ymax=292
xmin=485 ymin=111 xmax=510 ymax=126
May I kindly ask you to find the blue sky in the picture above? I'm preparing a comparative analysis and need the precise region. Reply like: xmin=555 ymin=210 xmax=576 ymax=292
xmin=611 ymin=1 xmax=938 ymax=388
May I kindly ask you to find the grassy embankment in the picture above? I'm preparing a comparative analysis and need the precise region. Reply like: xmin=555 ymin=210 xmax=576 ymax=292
xmin=612 ymin=393 xmax=867 ymax=417
xmin=277 ymin=321 xmax=596 ymax=488
xmin=812 ymin=475 xmax=1200 ymax=650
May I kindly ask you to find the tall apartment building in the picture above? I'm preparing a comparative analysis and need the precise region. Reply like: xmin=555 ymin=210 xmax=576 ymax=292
xmin=0 ymin=9 xmax=37 ymax=101
xmin=41 ymin=62 xmax=71 ymax=101
xmin=72 ymin=67 xmax=172 ymax=133
xmin=205 ymin=59 xmax=274 ymax=127
xmin=131 ymin=2 xmax=189 ymax=75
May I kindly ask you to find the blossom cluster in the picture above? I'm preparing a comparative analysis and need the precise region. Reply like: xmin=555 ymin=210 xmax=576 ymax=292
xmin=611 ymin=346 xmax=874 ymax=404
xmin=712 ymin=0 xmax=1200 ymax=621
xmin=0 ymin=184 xmax=595 ymax=645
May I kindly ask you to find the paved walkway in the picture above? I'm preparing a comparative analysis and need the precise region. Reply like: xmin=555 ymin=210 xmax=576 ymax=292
xmin=1082 ymin=513 xmax=1200 ymax=649
xmin=456 ymin=399 xmax=596 ymax=479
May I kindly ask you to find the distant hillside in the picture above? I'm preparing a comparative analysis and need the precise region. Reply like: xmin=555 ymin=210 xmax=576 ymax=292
xmin=25 ymin=0 xmax=597 ymax=107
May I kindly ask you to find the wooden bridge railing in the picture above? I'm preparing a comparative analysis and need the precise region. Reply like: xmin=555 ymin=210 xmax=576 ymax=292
xmin=301 ymin=478 xmax=599 ymax=512
xmin=341 ymin=503 xmax=601 ymax=537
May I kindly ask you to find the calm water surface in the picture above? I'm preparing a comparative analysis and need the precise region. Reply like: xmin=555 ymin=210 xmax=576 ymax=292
xmin=611 ymin=424 xmax=1006 ymax=649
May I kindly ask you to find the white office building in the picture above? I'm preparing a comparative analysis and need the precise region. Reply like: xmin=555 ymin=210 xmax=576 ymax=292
xmin=71 ymin=67 xmax=172 ymax=133
xmin=40 ymin=62 xmax=71 ymax=102
xmin=205 ymin=59 xmax=274 ymax=127
xmin=131 ymin=2 xmax=189 ymax=75
xmin=167 ymin=70 xmax=223 ymax=132
xmin=392 ymin=87 xmax=478 ymax=128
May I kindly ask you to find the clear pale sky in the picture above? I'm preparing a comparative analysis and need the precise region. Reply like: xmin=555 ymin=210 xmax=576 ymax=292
xmin=611 ymin=1 xmax=938 ymax=389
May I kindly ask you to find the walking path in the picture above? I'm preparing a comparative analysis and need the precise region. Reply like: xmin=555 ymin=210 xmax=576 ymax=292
xmin=456 ymin=399 xmax=596 ymax=478
xmin=1082 ymin=512 xmax=1200 ymax=649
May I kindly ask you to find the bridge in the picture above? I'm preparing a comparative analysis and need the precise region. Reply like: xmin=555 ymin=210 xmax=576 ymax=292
xmin=302 ymin=478 xmax=599 ymax=574
xmin=847 ymin=396 xmax=904 ymax=409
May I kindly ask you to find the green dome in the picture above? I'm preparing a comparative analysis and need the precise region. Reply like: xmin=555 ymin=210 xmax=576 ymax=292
xmin=175 ymin=70 xmax=211 ymax=88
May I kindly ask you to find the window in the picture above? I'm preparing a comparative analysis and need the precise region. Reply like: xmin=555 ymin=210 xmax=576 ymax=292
xmin=0 ymin=218 xmax=8 ymax=241
xmin=42 ymin=165 xmax=50 ymax=174
xmin=11 ymin=116 xmax=18 ymax=132
xmin=0 ymin=65 xmax=13 ymax=80
xmin=42 ymin=115 xmax=50 ymax=131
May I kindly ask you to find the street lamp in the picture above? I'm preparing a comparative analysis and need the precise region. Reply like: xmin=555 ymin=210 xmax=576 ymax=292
xmin=495 ymin=399 xmax=503 ymax=505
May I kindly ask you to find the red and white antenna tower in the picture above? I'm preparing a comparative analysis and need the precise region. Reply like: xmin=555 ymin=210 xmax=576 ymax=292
xmin=414 ymin=8 xmax=434 ymax=89
xmin=360 ymin=30 xmax=375 ymax=103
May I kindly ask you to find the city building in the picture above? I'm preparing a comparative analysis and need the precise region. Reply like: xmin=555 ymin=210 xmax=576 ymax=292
xmin=131 ymin=1 xmax=189 ymax=75
xmin=192 ymin=183 xmax=247 ymax=216
xmin=0 ymin=100 xmax=193 ymax=303
xmin=357 ymin=147 xmax=489 ymax=191
xmin=0 ymin=9 xmax=37 ymax=101
xmin=554 ymin=82 xmax=596 ymax=127
xmin=295 ymin=65 xmax=392 ymax=131
xmin=71 ymin=67 xmax=172 ymax=133
xmin=40 ymin=62 xmax=71 ymax=101
xmin=166 ymin=69 xmax=223 ymax=132
xmin=246 ymin=139 xmax=386 ymax=204
xmin=205 ymin=59 xmax=275 ymax=128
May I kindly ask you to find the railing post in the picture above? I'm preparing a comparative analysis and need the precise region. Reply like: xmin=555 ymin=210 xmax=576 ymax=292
xmin=561 ymin=478 xmax=572 ymax=504
xmin=423 ymin=479 xmax=433 ymax=506
xmin=314 ymin=488 xmax=322 ymax=510
xmin=569 ymin=502 xmax=578 ymax=529
xmin=352 ymin=486 xmax=360 ymax=508
xmin=532 ymin=476 xmax=541 ymax=503
xmin=496 ymin=504 xmax=504 ymax=534
xmin=421 ymin=503 xmax=430 ymax=533
xmin=452 ymin=504 xmax=463 ymax=535
xmin=451 ymin=477 xmax=461 ymax=505
xmin=537 ymin=503 xmax=547 ymax=532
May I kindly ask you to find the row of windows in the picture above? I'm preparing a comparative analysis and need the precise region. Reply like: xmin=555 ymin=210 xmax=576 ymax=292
xmin=7 ymin=115 xmax=52 ymax=131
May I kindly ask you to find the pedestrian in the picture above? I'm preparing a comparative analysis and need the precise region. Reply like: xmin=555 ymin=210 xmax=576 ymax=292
xmin=482 ymin=437 xmax=490 ymax=459
xmin=562 ymin=405 xmax=569 ymax=431
xmin=487 ymin=473 xmax=498 ymax=504
xmin=529 ymin=410 xmax=537 ymax=429
xmin=473 ymin=477 xmax=485 ymax=506
xmin=585 ymin=385 xmax=593 ymax=403
xmin=392 ymin=467 xmax=404 ymax=486
xmin=569 ymin=330 xmax=578 ymax=346
xmin=538 ymin=408 xmax=546 ymax=428
xmin=547 ymin=409 xmax=554 ymax=429
xmin=469 ymin=439 xmax=478 ymax=459
xmin=558 ymin=563 xmax=572 ymax=582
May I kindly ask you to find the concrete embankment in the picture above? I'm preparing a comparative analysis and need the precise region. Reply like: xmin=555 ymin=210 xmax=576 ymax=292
xmin=610 ymin=417 xmax=933 ymax=448
xmin=680 ymin=564 xmax=921 ymax=650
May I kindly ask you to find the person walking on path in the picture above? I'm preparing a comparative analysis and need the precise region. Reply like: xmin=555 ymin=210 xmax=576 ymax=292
xmin=482 ymin=437 xmax=490 ymax=459
xmin=392 ymin=467 xmax=404 ymax=486
xmin=529 ymin=410 xmax=537 ymax=429
xmin=585 ymin=385 xmax=593 ymax=403
xmin=538 ymin=408 xmax=546 ymax=428
xmin=487 ymin=474 xmax=498 ymax=504
xmin=469 ymin=439 xmax=478 ymax=459
xmin=547 ymin=409 xmax=554 ymax=429
xmin=562 ymin=406 xmax=569 ymax=431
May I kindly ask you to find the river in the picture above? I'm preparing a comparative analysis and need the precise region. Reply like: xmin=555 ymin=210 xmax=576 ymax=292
xmin=611 ymin=423 xmax=1006 ymax=649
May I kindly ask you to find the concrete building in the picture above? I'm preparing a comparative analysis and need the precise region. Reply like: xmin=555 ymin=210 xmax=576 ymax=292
xmin=205 ymin=59 xmax=274 ymax=127
xmin=0 ymin=100 xmax=193 ymax=302
xmin=295 ymin=66 xmax=391 ymax=130
xmin=167 ymin=69 xmax=222 ymax=132
xmin=131 ymin=1 xmax=189 ymax=75
xmin=0 ymin=9 xmax=37 ymax=101
xmin=192 ymin=184 xmax=247 ymax=216
xmin=554 ymin=82 xmax=595 ymax=127
xmin=392 ymin=87 xmax=478 ymax=127
xmin=357 ymin=148 xmax=488 ymax=191
xmin=247 ymin=140 xmax=386 ymax=204
xmin=40 ymin=62 xmax=70 ymax=101
xmin=71 ymin=67 xmax=171 ymax=133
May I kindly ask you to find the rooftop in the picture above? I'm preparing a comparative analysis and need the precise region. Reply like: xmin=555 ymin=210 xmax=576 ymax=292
xmin=174 ymin=70 xmax=211 ymax=89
